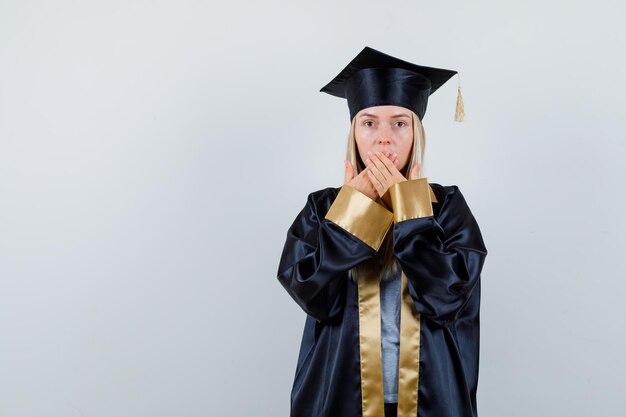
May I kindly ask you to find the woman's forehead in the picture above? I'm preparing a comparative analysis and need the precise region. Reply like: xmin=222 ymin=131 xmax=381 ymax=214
xmin=357 ymin=105 xmax=412 ymax=118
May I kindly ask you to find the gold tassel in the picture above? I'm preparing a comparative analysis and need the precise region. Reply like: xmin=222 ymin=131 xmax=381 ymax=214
xmin=455 ymin=75 xmax=465 ymax=122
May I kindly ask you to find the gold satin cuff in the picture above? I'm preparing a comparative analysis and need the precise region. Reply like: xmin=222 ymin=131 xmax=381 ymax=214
xmin=324 ymin=186 xmax=393 ymax=251
xmin=387 ymin=178 xmax=435 ymax=223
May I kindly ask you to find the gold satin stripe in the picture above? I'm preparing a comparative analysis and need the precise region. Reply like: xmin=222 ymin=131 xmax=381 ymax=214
xmin=397 ymin=272 xmax=421 ymax=417
xmin=357 ymin=273 xmax=385 ymax=417
xmin=324 ymin=186 xmax=393 ymax=251
xmin=388 ymin=178 xmax=434 ymax=223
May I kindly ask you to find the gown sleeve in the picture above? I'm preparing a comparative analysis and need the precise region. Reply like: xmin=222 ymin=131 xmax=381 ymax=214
xmin=277 ymin=186 xmax=394 ymax=322
xmin=387 ymin=178 xmax=488 ymax=326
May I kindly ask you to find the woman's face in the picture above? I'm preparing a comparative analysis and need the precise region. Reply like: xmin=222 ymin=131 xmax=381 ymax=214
xmin=354 ymin=105 xmax=414 ymax=172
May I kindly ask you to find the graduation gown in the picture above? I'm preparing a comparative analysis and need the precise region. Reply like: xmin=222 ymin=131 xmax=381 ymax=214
xmin=277 ymin=178 xmax=488 ymax=417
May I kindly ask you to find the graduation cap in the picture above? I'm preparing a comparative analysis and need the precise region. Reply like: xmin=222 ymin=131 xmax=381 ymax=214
xmin=320 ymin=46 xmax=464 ymax=122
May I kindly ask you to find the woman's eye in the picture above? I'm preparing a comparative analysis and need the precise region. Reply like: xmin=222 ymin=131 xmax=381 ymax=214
xmin=364 ymin=121 xmax=374 ymax=127
xmin=396 ymin=121 xmax=406 ymax=127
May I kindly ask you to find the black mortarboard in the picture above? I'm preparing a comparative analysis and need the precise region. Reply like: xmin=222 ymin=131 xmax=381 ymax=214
xmin=320 ymin=46 xmax=464 ymax=122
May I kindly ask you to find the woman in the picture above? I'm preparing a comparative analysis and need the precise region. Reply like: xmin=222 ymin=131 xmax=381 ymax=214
xmin=277 ymin=46 xmax=488 ymax=417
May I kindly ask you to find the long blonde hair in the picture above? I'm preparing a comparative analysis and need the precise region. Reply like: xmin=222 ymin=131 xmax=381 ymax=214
xmin=346 ymin=110 xmax=427 ymax=282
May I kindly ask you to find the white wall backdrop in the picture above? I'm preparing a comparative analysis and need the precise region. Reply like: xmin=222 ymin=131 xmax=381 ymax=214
xmin=1 ymin=1 xmax=625 ymax=416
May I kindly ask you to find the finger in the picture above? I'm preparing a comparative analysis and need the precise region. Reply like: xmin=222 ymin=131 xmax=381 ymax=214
xmin=365 ymin=180 xmax=379 ymax=201
xmin=367 ymin=154 xmax=396 ymax=193
xmin=366 ymin=169 xmax=384 ymax=196
xmin=344 ymin=160 xmax=355 ymax=184
xmin=365 ymin=156 xmax=388 ymax=187
xmin=364 ymin=156 xmax=390 ymax=188
xmin=409 ymin=163 xmax=422 ymax=180
xmin=381 ymin=151 xmax=400 ymax=167
xmin=381 ymin=151 xmax=396 ymax=162
xmin=350 ymin=171 xmax=376 ymax=200
xmin=376 ymin=151 xmax=401 ymax=176
xmin=355 ymin=165 xmax=370 ymax=180
xmin=367 ymin=152 xmax=394 ymax=178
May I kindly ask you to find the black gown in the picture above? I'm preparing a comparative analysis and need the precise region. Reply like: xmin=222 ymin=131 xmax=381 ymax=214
xmin=277 ymin=178 xmax=488 ymax=417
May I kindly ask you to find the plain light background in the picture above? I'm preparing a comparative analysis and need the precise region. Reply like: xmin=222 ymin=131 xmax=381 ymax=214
xmin=1 ymin=0 xmax=625 ymax=416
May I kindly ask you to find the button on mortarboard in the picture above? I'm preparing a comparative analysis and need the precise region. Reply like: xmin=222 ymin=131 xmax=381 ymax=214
xmin=320 ymin=46 xmax=459 ymax=121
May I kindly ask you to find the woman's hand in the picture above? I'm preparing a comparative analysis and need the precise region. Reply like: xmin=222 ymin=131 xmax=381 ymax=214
xmin=344 ymin=160 xmax=378 ymax=201
xmin=365 ymin=151 xmax=422 ymax=197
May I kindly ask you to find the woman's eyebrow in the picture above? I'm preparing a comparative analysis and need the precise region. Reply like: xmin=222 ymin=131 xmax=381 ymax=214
xmin=358 ymin=113 xmax=411 ymax=118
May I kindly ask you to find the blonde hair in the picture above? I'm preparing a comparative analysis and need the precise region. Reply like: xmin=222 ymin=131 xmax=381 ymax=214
xmin=346 ymin=110 xmax=427 ymax=283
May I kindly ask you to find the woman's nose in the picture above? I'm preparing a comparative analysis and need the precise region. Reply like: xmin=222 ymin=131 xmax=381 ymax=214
xmin=377 ymin=124 xmax=393 ymax=144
